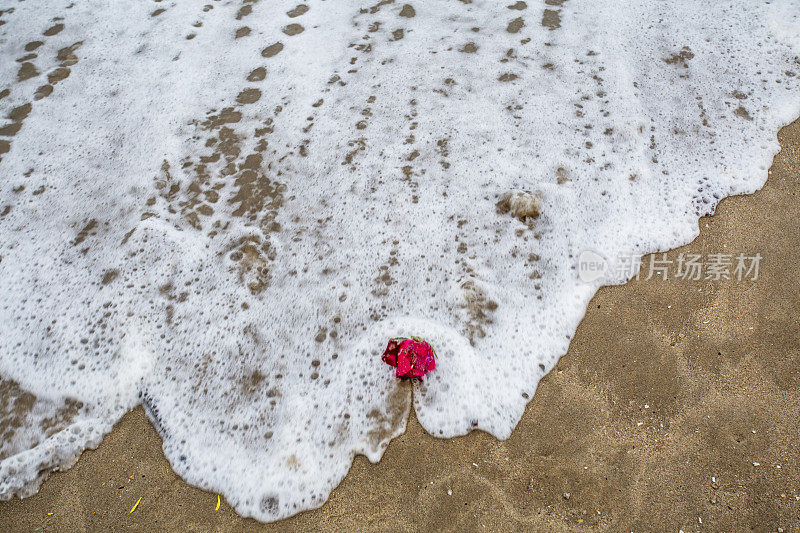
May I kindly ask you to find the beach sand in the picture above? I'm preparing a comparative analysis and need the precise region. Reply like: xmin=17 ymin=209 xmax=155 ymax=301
xmin=2 ymin=117 xmax=799 ymax=531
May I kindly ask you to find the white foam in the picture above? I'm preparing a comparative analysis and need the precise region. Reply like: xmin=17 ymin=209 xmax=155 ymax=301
xmin=0 ymin=0 xmax=798 ymax=521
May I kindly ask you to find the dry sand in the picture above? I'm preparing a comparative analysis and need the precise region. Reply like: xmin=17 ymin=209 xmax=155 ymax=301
xmin=2 ymin=118 xmax=800 ymax=531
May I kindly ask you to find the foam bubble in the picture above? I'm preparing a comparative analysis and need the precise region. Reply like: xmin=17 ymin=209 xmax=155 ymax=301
xmin=1 ymin=0 xmax=798 ymax=521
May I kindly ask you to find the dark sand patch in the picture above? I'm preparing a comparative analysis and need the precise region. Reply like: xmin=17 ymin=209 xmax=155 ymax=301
xmin=287 ymin=5 xmax=309 ymax=18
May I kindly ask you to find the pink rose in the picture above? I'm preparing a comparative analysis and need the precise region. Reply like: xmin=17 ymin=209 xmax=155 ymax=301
xmin=381 ymin=337 xmax=436 ymax=380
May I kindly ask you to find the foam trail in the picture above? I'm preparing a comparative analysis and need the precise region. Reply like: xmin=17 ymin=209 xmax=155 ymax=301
xmin=0 ymin=0 xmax=799 ymax=521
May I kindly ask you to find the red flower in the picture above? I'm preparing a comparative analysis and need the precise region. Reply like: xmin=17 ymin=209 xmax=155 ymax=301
xmin=381 ymin=337 xmax=436 ymax=380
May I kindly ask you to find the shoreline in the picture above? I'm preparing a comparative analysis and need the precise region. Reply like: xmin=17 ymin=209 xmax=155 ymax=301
xmin=2 ymin=116 xmax=800 ymax=531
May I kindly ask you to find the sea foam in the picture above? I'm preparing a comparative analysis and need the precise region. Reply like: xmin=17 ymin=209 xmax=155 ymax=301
xmin=0 ymin=0 xmax=798 ymax=521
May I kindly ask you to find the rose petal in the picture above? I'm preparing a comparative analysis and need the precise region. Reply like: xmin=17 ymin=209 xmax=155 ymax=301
xmin=396 ymin=350 xmax=412 ymax=377
xmin=382 ymin=337 xmax=436 ymax=379
xmin=381 ymin=339 xmax=401 ymax=367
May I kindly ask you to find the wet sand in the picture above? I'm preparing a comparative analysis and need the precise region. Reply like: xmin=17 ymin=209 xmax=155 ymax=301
xmin=2 ymin=117 xmax=800 ymax=531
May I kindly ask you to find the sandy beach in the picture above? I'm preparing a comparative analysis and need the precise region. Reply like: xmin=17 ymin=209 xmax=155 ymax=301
xmin=1 ymin=117 xmax=797 ymax=531
xmin=2 ymin=1 xmax=800 ymax=529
